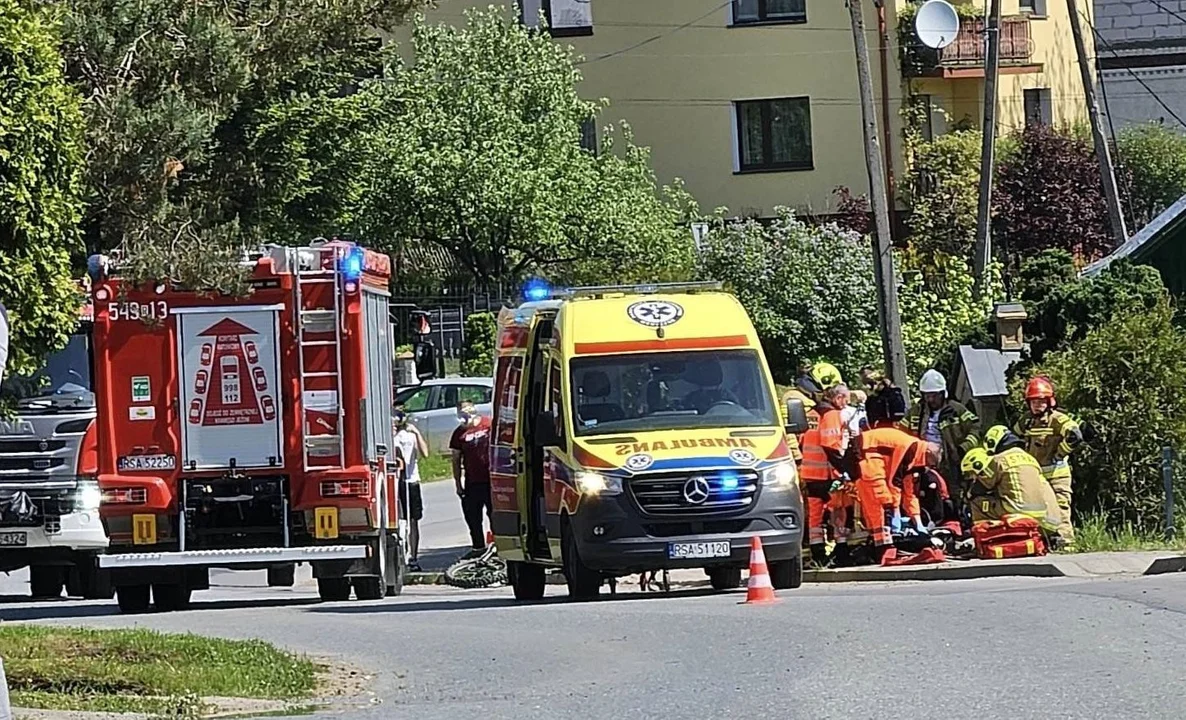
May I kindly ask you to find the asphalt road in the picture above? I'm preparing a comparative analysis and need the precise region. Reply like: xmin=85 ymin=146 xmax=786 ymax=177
xmin=4 ymin=569 xmax=1186 ymax=719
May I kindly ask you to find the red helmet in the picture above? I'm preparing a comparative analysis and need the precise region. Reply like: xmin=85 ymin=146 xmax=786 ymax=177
xmin=1025 ymin=377 xmax=1055 ymax=401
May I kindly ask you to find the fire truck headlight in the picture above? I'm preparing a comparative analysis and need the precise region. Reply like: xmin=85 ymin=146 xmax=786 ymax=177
xmin=77 ymin=482 xmax=102 ymax=511
xmin=576 ymin=471 xmax=622 ymax=496
xmin=761 ymin=462 xmax=797 ymax=489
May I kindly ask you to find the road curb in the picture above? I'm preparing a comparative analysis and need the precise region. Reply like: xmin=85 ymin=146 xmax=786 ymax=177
xmin=1144 ymin=556 xmax=1186 ymax=575
xmin=805 ymin=561 xmax=1065 ymax=583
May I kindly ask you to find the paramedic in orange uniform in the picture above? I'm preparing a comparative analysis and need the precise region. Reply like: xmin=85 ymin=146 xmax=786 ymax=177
xmin=799 ymin=379 xmax=854 ymax=568
xmin=858 ymin=388 xmax=928 ymax=555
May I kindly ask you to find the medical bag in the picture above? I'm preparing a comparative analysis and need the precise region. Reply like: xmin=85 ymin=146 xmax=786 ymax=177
xmin=971 ymin=514 xmax=1048 ymax=560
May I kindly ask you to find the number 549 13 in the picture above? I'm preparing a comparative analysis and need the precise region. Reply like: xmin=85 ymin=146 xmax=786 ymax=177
xmin=108 ymin=301 xmax=168 ymax=322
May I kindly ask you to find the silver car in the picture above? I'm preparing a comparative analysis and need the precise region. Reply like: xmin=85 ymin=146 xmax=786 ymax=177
xmin=394 ymin=377 xmax=494 ymax=455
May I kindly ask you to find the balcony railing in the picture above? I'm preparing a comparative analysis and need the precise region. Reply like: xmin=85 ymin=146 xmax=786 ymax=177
xmin=902 ymin=16 xmax=1033 ymax=76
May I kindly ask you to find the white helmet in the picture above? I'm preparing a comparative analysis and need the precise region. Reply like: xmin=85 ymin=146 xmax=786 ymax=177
xmin=919 ymin=369 xmax=947 ymax=394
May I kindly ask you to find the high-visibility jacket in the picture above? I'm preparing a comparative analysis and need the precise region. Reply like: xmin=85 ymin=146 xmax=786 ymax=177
xmin=899 ymin=398 xmax=980 ymax=484
xmin=783 ymin=389 xmax=817 ymax=464
xmin=800 ymin=404 xmax=844 ymax=482
xmin=970 ymin=447 xmax=1061 ymax=532
xmin=859 ymin=426 xmax=926 ymax=516
xmin=1015 ymin=410 xmax=1082 ymax=479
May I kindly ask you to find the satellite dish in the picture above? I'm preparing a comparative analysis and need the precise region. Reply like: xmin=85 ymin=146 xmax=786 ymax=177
xmin=915 ymin=0 xmax=960 ymax=49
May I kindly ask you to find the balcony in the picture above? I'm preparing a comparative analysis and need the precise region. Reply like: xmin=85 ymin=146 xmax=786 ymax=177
xmin=901 ymin=16 xmax=1036 ymax=78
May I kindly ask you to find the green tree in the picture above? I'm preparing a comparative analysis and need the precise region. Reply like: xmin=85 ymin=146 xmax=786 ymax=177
xmin=903 ymin=130 xmax=981 ymax=262
xmin=461 ymin=312 xmax=498 ymax=377
xmin=0 ymin=0 xmax=86 ymax=379
xmin=697 ymin=208 xmax=880 ymax=382
xmin=357 ymin=7 xmax=698 ymax=287
xmin=1117 ymin=122 xmax=1186 ymax=228
xmin=58 ymin=0 xmax=425 ymax=291
xmin=1023 ymin=298 xmax=1186 ymax=531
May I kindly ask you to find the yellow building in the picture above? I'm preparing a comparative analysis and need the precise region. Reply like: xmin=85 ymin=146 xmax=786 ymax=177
xmin=414 ymin=0 xmax=1092 ymax=218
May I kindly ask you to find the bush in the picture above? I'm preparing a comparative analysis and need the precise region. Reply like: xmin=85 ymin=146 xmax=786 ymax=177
xmin=904 ymin=130 xmax=982 ymax=262
xmin=698 ymin=208 xmax=880 ymax=382
xmin=461 ymin=312 xmax=497 ymax=377
xmin=1117 ymin=122 xmax=1186 ymax=228
xmin=1023 ymin=298 xmax=1186 ymax=531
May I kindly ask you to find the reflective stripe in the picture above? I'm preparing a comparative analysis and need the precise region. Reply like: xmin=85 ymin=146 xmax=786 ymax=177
xmin=809 ymin=528 xmax=826 ymax=544
xmin=1040 ymin=460 xmax=1069 ymax=472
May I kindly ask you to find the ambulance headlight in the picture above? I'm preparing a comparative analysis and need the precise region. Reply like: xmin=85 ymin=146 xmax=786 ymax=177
xmin=761 ymin=462 xmax=797 ymax=489
xmin=576 ymin=471 xmax=622 ymax=496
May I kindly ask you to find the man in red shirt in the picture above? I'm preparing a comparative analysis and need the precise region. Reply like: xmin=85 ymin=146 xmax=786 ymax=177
xmin=450 ymin=400 xmax=493 ymax=554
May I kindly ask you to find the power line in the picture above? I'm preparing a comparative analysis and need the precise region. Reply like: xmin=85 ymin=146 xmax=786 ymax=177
xmin=579 ymin=0 xmax=734 ymax=65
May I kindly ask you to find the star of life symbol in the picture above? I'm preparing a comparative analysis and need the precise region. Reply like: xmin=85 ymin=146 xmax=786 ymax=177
xmin=624 ymin=453 xmax=654 ymax=472
xmin=627 ymin=300 xmax=684 ymax=328
xmin=729 ymin=448 xmax=758 ymax=466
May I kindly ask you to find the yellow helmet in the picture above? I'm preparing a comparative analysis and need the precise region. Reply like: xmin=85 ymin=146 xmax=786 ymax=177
xmin=811 ymin=362 xmax=843 ymax=391
xmin=961 ymin=448 xmax=991 ymax=477
xmin=984 ymin=425 xmax=1009 ymax=454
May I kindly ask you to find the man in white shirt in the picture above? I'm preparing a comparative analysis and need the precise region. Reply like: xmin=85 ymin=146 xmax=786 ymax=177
xmin=393 ymin=410 xmax=429 ymax=571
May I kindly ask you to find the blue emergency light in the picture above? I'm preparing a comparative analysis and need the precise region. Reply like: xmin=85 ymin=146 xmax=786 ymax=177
xmin=720 ymin=473 xmax=740 ymax=492
xmin=523 ymin=278 xmax=552 ymax=302
xmin=340 ymin=246 xmax=365 ymax=280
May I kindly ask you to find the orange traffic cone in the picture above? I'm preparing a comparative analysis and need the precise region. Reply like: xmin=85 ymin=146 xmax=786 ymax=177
xmin=743 ymin=536 xmax=777 ymax=604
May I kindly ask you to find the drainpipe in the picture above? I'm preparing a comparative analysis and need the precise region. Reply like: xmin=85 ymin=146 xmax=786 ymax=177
xmin=875 ymin=0 xmax=897 ymax=239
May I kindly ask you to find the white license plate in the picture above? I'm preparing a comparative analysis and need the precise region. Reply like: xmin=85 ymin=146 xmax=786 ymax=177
xmin=118 ymin=454 xmax=176 ymax=471
xmin=668 ymin=541 xmax=732 ymax=560
xmin=0 ymin=532 xmax=26 ymax=547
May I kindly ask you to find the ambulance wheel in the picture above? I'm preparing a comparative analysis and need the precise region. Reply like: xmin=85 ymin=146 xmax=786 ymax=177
xmin=29 ymin=566 xmax=64 ymax=599
xmin=318 ymin=577 xmax=352 ymax=602
xmin=267 ymin=564 xmax=296 ymax=587
xmin=708 ymin=567 xmax=743 ymax=591
xmin=152 ymin=583 xmax=192 ymax=612
xmin=561 ymin=522 xmax=601 ymax=601
xmin=508 ymin=561 xmax=546 ymax=601
xmin=116 ymin=584 xmax=151 ymax=614
xmin=770 ymin=556 xmax=803 ymax=590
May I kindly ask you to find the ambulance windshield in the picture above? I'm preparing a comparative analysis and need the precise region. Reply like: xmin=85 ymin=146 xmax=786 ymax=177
xmin=0 ymin=332 xmax=94 ymax=409
xmin=570 ymin=350 xmax=776 ymax=437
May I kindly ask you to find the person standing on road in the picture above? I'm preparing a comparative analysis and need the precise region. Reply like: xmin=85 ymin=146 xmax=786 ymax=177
xmin=900 ymin=369 xmax=980 ymax=500
xmin=393 ymin=410 xmax=428 ymax=571
xmin=450 ymin=400 xmax=493 ymax=557
xmin=1015 ymin=377 xmax=1083 ymax=546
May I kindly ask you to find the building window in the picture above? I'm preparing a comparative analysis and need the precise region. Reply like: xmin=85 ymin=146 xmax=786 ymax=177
xmin=734 ymin=98 xmax=813 ymax=172
xmin=1024 ymin=88 xmax=1052 ymax=128
xmin=731 ymin=0 xmax=807 ymax=25
xmin=1019 ymin=0 xmax=1047 ymax=16
xmin=579 ymin=118 xmax=598 ymax=154
xmin=521 ymin=0 xmax=593 ymax=37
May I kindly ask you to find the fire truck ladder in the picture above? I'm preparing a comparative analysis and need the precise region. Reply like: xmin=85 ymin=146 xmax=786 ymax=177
xmin=293 ymin=246 xmax=345 ymax=470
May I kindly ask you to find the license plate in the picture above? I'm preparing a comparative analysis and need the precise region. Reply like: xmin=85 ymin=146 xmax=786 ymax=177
xmin=668 ymin=541 xmax=732 ymax=560
xmin=118 ymin=454 xmax=176 ymax=471
xmin=0 ymin=532 xmax=27 ymax=547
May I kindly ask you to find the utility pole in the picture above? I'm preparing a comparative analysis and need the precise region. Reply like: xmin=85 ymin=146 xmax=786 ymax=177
xmin=848 ymin=0 xmax=909 ymax=391
xmin=972 ymin=0 xmax=1002 ymax=295
xmin=1066 ymin=0 xmax=1128 ymax=245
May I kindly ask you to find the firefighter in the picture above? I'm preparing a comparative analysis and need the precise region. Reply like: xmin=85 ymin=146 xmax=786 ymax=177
xmin=900 ymin=369 xmax=980 ymax=500
xmin=961 ymin=437 xmax=1061 ymax=536
xmin=983 ymin=424 xmax=1009 ymax=455
xmin=797 ymin=369 xmax=853 ymax=568
xmin=857 ymin=389 xmax=927 ymax=558
xmin=781 ymin=386 xmax=817 ymax=464
xmin=1015 ymin=377 xmax=1082 ymax=544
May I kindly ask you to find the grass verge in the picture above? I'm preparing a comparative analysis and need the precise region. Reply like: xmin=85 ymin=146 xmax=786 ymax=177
xmin=1070 ymin=514 xmax=1186 ymax=553
xmin=420 ymin=453 xmax=453 ymax=482
xmin=1 ymin=625 xmax=316 ymax=716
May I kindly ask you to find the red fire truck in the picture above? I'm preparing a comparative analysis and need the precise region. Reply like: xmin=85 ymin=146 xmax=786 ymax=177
xmin=90 ymin=240 xmax=430 ymax=613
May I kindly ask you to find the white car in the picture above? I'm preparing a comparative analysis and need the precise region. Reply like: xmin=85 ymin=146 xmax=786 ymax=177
xmin=394 ymin=377 xmax=493 ymax=455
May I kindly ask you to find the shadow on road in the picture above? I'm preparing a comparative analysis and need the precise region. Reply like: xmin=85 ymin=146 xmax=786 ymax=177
xmin=307 ymin=587 xmax=726 ymax=615
xmin=416 ymin=544 xmax=472 ymax=572
xmin=0 ymin=595 xmax=321 ymax=622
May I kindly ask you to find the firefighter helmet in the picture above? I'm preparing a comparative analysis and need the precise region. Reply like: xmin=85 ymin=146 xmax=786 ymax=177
xmin=919 ymin=369 xmax=947 ymax=394
xmin=1025 ymin=376 xmax=1055 ymax=400
xmin=984 ymin=425 xmax=1009 ymax=454
xmin=961 ymin=447 xmax=991 ymax=477
xmin=811 ymin=362 xmax=843 ymax=391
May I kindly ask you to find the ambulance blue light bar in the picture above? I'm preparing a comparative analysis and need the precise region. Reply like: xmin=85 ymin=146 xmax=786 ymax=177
xmin=556 ymin=281 xmax=722 ymax=299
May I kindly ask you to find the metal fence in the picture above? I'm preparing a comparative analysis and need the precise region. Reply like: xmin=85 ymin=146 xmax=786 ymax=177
xmin=388 ymin=288 xmax=513 ymax=366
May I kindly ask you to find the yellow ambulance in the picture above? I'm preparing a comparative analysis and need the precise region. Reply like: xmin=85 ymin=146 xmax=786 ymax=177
xmin=489 ymin=281 xmax=809 ymax=600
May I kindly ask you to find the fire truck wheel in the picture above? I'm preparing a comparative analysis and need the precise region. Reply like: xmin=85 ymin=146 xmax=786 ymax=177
xmin=116 ymin=584 xmax=151 ymax=614
xmin=769 ymin=556 xmax=803 ymax=590
xmin=561 ymin=522 xmax=601 ymax=601
xmin=386 ymin=540 xmax=405 ymax=597
xmin=267 ymin=564 xmax=296 ymax=587
xmin=353 ymin=575 xmax=384 ymax=601
xmin=29 ymin=566 xmax=64 ymax=599
xmin=80 ymin=565 xmax=114 ymax=600
xmin=508 ymin=561 xmax=546 ymax=601
xmin=152 ymin=583 xmax=192 ymax=612
xmin=317 ymin=577 xmax=352 ymax=602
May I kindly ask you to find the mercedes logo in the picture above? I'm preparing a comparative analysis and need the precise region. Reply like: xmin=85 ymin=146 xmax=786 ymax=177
xmin=682 ymin=476 xmax=710 ymax=505
xmin=38 ymin=439 xmax=48 ymax=452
